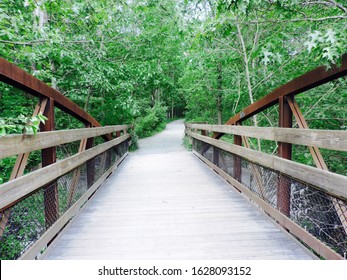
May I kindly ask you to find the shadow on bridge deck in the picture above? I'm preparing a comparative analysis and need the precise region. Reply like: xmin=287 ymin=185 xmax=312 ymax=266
xmin=44 ymin=120 xmax=316 ymax=260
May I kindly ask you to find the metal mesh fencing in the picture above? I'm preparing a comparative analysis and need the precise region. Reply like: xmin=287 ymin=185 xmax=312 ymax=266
xmin=0 ymin=140 xmax=128 ymax=260
xmin=193 ymin=138 xmax=347 ymax=258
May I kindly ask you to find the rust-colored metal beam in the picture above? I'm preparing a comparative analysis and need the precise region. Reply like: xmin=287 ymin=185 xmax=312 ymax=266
xmin=287 ymin=96 xmax=328 ymax=169
xmin=287 ymin=96 xmax=347 ymax=234
xmin=277 ymin=96 xmax=293 ymax=216
xmin=0 ymin=98 xmax=48 ymax=237
xmin=227 ymin=54 xmax=347 ymax=125
xmin=0 ymin=58 xmax=101 ymax=128
xmin=86 ymin=137 xmax=95 ymax=188
xmin=233 ymin=123 xmax=242 ymax=182
xmin=67 ymin=132 xmax=89 ymax=208
xmin=41 ymin=98 xmax=59 ymax=227
xmin=214 ymin=54 xmax=347 ymax=139
xmin=242 ymin=136 xmax=266 ymax=199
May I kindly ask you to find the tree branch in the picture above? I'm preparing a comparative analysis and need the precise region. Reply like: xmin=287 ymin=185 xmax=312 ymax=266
xmin=240 ymin=15 xmax=347 ymax=24
xmin=213 ymin=38 xmax=242 ymax=56
xmin=303 ymin=0 xmax=347 ymax=14
xmin=0 ymin=39 xmax=118 ymax=46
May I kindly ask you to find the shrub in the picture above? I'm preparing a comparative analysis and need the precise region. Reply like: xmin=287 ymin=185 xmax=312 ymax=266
xmin=134 ymin=104 xmax=167 ymax=138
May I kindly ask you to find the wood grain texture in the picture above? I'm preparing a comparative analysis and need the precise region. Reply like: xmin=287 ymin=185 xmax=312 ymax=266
xmin=44 ymin=120 xmax=315 ymax=260
xmin=193 ymin=151 xmax=342 ymax=260
xmin=0 ymin=134 xmax=130 ymax=211
xmin=0 ymin=125 xmax=129 ymax=159
xmin=187 ymin=130 xmax=347 ymax=201
xmin=186 ymin=123 xmax=347 ymax=151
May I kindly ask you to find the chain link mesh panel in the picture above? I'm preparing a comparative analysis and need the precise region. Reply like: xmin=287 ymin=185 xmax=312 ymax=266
xmin=0 ymin=140 xmax=128 ymax=259
xmin=193 ymin=138 xmax=347 ymax=258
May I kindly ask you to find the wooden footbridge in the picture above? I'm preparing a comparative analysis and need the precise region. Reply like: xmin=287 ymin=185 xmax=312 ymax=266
xmin=0 ymin=56 xmax=346 ymax=260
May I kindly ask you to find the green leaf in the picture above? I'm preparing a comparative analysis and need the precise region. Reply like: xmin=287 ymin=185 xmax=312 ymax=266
xmin=304 ymin=40 xmax=317 ymax=53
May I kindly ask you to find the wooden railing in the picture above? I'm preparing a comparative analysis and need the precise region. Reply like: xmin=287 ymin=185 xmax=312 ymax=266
xmin=0 ymin=58 xmax=131 ymax=259
xmin=185 ymin=55 xmax=347 ymax=260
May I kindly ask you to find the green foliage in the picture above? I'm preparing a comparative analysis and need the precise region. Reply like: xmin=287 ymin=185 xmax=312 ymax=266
xmin=0 ymin=0 xmax=346 ymax=259
xmin=129 ymin=131 xmax=139 ymax=151
xmin=0 ymin=113 xmax=47 ymax=136
xmin=182 ymin=135 xmax=192 ymax=151
xmin=135 ymin=104 xmax=168 ymax=138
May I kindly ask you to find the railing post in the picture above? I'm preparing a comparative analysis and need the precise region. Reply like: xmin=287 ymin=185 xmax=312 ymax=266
xmin=209 ymin=129 xmax=219 ymax=166
xmin=105 ymin=131 xmax=113 ymax=170
xmin=86 ymin=137 xmax=95 ymax=188
xmin=277 ymin=96 xmax=292 ymax=216
xmin=40 ymin=98 xmax=59 ymax=227
xmin=213 ymin=146 xmax=219 ymax=166
xmin=234 ymin=122 xmax=242 ymax=182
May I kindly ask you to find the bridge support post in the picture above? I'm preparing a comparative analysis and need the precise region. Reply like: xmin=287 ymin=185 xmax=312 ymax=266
xmin=41 ymin=98 xmax=59 ymax=227
xmin=278 ymin=96 xmax=292 ymax=216
xmin=86 ymin=137 xmax=95 ymax=188
xmin=234 ymin=123 xmax=242 ymax=182
xmin=213 ymin=147 xmax=219 ymax=166
xmin=105 ymin=135 xmax=112 ymax=168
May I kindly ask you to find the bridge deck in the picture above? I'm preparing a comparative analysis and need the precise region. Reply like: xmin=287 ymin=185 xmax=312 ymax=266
xmin=45 ymin=120 xmax=315 ymax=260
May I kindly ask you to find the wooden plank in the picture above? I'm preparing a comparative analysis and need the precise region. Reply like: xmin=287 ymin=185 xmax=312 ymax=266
xmin=193 ymin=151 xmax=343 ymax=260
xmin=20 ymin=152 xmax=128 ymax=260
xmin=0 ymin=134 xmax=130 ymax=211
xmin=187 ymin=131 xmax=347 ymax=201
xmin=45 ymin=120 xmax=315 ymax=260
xmin=0 ymin=125 xmax=129 ymax=159
xmin=273 ymin=128 xmax=347 ymax=152
xmin=187 ymin=124 xmax=347 ymax=151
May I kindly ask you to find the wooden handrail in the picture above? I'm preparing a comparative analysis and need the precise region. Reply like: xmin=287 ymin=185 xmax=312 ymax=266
xmin=186 ymin=123 xmax=347 ymax=151
xmin=0 ymin=134 xmax=130 ymax=212
xmin=186 ymin=129 xmax=347 ymax=201
xmin=0 ymin=58 xmax=132 ymax=260
xmin=0 ymin=125 xmax=130 ymax=159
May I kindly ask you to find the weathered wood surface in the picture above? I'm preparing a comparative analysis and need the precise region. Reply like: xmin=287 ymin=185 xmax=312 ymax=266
xmin=0 ymin=134 xmax=130 ymax=211
xmin=186 ymin=123 xmax=347 ymax=151
xmin=0 ymin=125 xmax=129 ymax=159
xmin=193 ymin=151 xmax=342 ymax=260
xmin=187 ymin=130 xmax=347 ymax=201
xmin=20 ymin=153 xmax=128 ymax=260
xmin=45 ymin=120 xmax=316 ymax=260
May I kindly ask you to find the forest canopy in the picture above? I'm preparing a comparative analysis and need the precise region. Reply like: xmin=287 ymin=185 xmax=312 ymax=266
xmin=0 ymin=0 xmax=346 ymax=177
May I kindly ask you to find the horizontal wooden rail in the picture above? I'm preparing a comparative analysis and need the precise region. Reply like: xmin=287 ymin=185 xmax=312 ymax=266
xmin=186 ymin=130 xmax=347 ymax=201
xmin=0 ymin=125 xmax=130 ymax=159
xmin=186 ymin=123 xmax=347 ymax=151
xmin=0 ymin=134 xmax=130 ymax=211
xmin=193 ymin=151 xmax=343 ymax=260
xmin=19 ymin=152 xmax=128 ymax=260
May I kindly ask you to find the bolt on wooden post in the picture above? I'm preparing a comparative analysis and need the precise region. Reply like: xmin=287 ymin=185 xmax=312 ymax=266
xmin=277 ymin=96 xmax=292 ymax=216
xmin=40 ymin=98 xmax=59 ymax=227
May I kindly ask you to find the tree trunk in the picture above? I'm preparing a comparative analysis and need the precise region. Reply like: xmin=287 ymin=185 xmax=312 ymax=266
xmin=34 ymin=4 xmax=48 ymax=32
xmin=217 ymin=63 xmax=223 ymax=124
xmin=50 ymin=61 xmax=57 ymax=89
xmin=84 ymin=87 xmax=92 ymax=112
xmin=236 ymin=21 xmax=261 ymax=150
